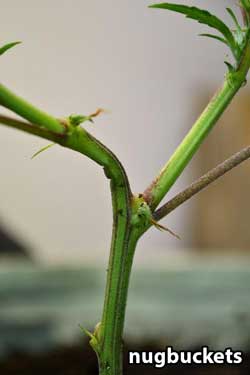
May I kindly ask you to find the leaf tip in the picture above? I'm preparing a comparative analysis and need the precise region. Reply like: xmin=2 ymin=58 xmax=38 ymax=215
xmin=31 ymin=143 xmax=55 ymax=160
xmin=0 ymin=41 xmax=22 ymax=56
xmin=148 ymin=3 xmax=163 ymax=9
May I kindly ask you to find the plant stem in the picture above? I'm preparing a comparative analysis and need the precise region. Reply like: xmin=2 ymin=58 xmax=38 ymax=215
xmin=99 ymin=227 xmax=139 ymax=375
xmin=0 ymin=113 xmax=131 ymax=191
xmin=0 ymin=112 xmax=135 ymax=375
xmin=0 ymin=114 xmax=66 ymax=141
xmin=154 ymin=144 xmax=250 ymax=221
xmin=0 ymin=83 xmax=65 ymax=133
xmin=144 ymin=80 xmax=238 ymax=209
xmin=144 ymin=42 xmax=250 ymax=210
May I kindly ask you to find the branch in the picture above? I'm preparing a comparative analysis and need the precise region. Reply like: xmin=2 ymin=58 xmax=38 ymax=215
xmin=143 ymin=38 xmax=250 ymax=211
xmin=0 ymin=114 xmax=66 ymax=142
xmin=0 ymin=113 xmax=131 ymax=192
xmin=154 ymin=145 xmax=250 ymax=221
xmin=0 ymin=83 xmax=65 ymax=133
xmin=0 ymin=98 xmax=133 ymax=374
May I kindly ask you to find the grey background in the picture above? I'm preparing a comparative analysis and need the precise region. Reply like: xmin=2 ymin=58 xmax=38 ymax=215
xmin=0 ymin=0 xmax=239 ymax=265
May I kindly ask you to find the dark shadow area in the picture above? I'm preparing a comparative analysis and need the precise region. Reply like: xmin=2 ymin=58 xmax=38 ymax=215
xmin=0 ymin=221 xmax=30 ymax=259
xmin=0 ymin=342 xmax=249 ymax=375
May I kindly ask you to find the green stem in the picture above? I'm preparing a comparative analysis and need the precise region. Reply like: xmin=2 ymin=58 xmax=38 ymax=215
xmin=0 ymin=83 xmax=64 ymax=133
xmin=0 ymin=114 xmax=65 ymax=141
xmin=0 ymin=113 xmax=131 ymax=191
xmin=145 ymin=80 xmax=240 ymax=209
xmin=65 ymin=125 xmax=136 ymax=375
xmin=0 ymin=113 xmax=135 ymax=374
xmin=1 ymin=21 xmax=250 ymax=375
xmin=98 ymin=226 xmax=139 ymax=375
xmin=144 ymin=42 xmax=250 ymax=210
xmin=67 ymin=128 xmax=135 ymax=375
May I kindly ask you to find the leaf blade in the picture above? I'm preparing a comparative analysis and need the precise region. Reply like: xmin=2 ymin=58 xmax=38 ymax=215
xmin=226 ymin=8 xmax=241 ymax=32
xmin=31 ymin=143 xmax=55 ymax=159
xmin=199 ymin=33 xmax=228 ymax=45
xmin=149 ymin=3 xmax=240 ymax=60
xmin=0 ymin=41 xmax=21 ymax=56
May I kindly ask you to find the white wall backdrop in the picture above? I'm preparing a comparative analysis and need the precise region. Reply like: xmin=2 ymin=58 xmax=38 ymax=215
xmin=0 ymin=0 xmax=239 ymax=264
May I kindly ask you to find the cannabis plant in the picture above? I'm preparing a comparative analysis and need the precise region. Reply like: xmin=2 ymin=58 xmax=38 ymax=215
xmin=1 ymin=2 xmax=250 ymax=374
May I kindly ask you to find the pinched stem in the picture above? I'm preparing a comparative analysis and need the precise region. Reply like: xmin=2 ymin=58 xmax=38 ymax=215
xmin=154 ymin=145 xmax=250 ymax=221
xmin=0 ymin=110 xmax=133 ymax=375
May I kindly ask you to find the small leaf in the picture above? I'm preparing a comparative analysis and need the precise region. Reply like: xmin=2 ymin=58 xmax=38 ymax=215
xmin=69 ymin=114 xmax=92 ymax=127
xmin=0 ymin=41 xmax=21 ymax=56
xmin=228 ymin=8 xmax=246 ymax=49
xmin=79 ymin=324 xmax=100 ymax=354
xmin=224 ymin=61 xmax=235 ymax=73
xmin=69 ymin=109 xmax=106 ymax=127
xmin=199 ymin=33 xmax=228 ymax=45
xmin=226 ymin=8 xmax=241 ymax=32
xmin=151 ymin=218 xmax=180 ymax=239
xmin=79 ymin=325 xmax=95 ymax=340
xmin=31 ymin=143 xmax=55 ymax=159
xmin=149 ymin=3 xmax=240 ymax=60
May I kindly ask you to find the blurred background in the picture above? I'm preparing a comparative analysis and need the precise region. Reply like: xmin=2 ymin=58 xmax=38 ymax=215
xmin=1 ymin=1 xmax=250 ymax=374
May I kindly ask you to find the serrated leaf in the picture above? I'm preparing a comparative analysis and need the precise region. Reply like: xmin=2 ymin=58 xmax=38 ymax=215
xmin=149 ymin=3 xmax=240 ymax=60
xmin=31 ymin=143 xmax=55 ymax=159
xmin=199 ymin=33 xmax=227 ymax=45
xmin=0 ymin=41 xmax=21 ymax=56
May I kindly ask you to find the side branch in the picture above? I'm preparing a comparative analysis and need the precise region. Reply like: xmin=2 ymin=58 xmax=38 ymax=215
xmin=0 ymin=83 xmax=65 ymax=133
xmin=143 ymin=40 xmax=250 ymax=211
xmin=0 ymin=113 xmax=132 ymax=197
xmin=154 ymin=145 xmax=250 ymax=221
xmin=0 ymin=114 xmax=66 ymax=142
